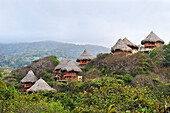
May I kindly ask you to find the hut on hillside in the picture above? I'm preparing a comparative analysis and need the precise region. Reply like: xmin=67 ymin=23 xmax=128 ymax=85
xmin=54 ymin=58 xmax=82 ymax=82
xmin=21 ymin=70 xmax=37 ymax=90
xmin=54 ymin=57 xmax=70 ymax=75
xmin=76 ymin=49 xmax=94 ymax=67
xmin=27 ymin=78 xmax=56 ymax=93
xmin=53 ymin=57 xmax=70 ymax=82
xmin=122 ymin=37 xmax=138 ymax=54
xmin=111 ymin=39 xmax=132 ymax=54
xmin=61 ymin=60 xmax=82 ymax=81
xmin=141 ymin=31 xmax=164 ymax=52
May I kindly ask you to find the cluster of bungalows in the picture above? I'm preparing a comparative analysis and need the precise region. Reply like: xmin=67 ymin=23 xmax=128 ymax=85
xmin=53 ymin=49 xmax=94 ymax=83
xmin=20 ymin=70 xmax=56 ymax=93
xmin=111 ymin=31 xmax=165 ymax=54
xmin=20 ymin=49 xmax=94 ymax=92
xmin=19 ymin=31 xmax=165 ymax=92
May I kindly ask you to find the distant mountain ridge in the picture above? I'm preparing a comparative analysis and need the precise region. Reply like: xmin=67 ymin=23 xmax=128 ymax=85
xmin=0 ymin=41 xmax=110 ymax=68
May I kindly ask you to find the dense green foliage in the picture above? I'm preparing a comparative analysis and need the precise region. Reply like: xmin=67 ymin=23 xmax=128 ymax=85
xmin=50 ymin=55 xmax=60 ymax=64
xmin=162 ymin=43 xmax=170 ymax=67
xmin=0 ymin=86 xmax=69 ymax=113
xmin=0 ymin=41 xmax=109 ymax=68
xmin=40 ymin=71 xmax=55 ymax=87
xmin=0 ymin=78 xmax=169 ymax=113
xmin=135 ymin=59 xmax=151 ymax=75
xmin=0 ymin=71 xmax=2 ymax=78
xmin=149 ymin=42 xmax=170 ymax=67
xmin=0 ymin=71 xmax=7 ymax=99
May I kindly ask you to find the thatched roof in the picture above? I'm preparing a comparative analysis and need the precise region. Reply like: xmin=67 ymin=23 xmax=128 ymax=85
xmin=27 ymin=78 xmax=56 ymax=92
xmin=76 ymin=49 xmax=94 ymax=62
xmin=122 ymin=37 xmax=138 ymax=49
xmin=21 ymin=70 xmax=37 ymax=83
xmin=111 ymin=39 xmax=132 ymax=53
xmin=61 ymin=60 xmax=82 ymax=73
xmin=141 ymin=31 xmax=164 ymax=44
xmin=54 ymin=57 xmax=70 ymax=70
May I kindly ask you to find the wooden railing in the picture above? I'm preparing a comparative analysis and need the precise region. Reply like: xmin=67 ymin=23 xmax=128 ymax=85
xmin=24 ymin=83 xmax=32 ymax=89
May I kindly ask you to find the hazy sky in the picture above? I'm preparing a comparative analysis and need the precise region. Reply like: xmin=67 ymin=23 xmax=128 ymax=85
xmin=0 ymin=0 xmax=170 ymax=47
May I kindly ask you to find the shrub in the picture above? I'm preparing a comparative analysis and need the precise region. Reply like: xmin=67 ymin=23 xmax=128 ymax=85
xmin=0 ymin=86 xmax=69 ymax=113
xmin=122 ymin=74 xmax=133 ymax=83
xmin=84 ymin=68 xmax=101 ymax=80
xmin=40 ymin=71 xmax=55 ymax=87
xmin=162 ymin=43 xmax=170 ymax=67
xmin=135 ymin=59 xmax=152 ymax=75
xmin=50 ymin=55 xmax=60 ymax=64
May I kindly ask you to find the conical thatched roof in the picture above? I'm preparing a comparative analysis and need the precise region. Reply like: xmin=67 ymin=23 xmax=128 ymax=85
xmin=54 ymin=57 xmax=70 ymax=70
xmin=111 ymin=39 xmax=132 ymax=53
xmin=122 ymin=37 xmax=138 ymax=49
xmin=76 ymin=49 xmax=94 ymax=62
xmin=21 ymin=70 xmax=37 ymax=83
xmin=141 ymin=31 xmax=164 ymax=44
xmin=61 ymin=60 xmax=82 ymax=72
xmin=27 ymin=78 xmax=56 ymax=92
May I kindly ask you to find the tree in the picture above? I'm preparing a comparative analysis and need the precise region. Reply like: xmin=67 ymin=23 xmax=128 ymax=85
xmin=149 ymin=43 xmax=170 ymax=67
xmin=40 ymin=71 xmax=55 ymax=87
xmin=163 ymin=42 xmax=170 ymax=67
xmin=0 ymin=71 xmax=7 ymax=99
xmin=149 ymin=47 xmax=164 ymax=67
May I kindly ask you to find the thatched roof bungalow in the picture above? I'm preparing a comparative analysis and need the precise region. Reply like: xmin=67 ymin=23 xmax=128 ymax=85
xmin=54 ymin=57 xmax=70 ymax=72
xmin=111 ymin=39 xmax=132 ymax=54
xmin=141 ymin=31 xmax=164 ymax=49
xmin=21 ymin=70 xmax=37 ymax=89
xmin=54 ymin=57 xmax=82 ymax=82
xmin=76 ymin=49 xmax=94 ymax=67
xmin=27 ymin=78 xmax=56 ymax=92
xmin=61 ymin=60 xmax=82 ymax=73
xmin=122 ymin=38 xmax=138 ymax=49
xmin=122 ymin=38 xmax=138 ymax=54
xmin=61 ymin=60 xmax=82 ymax=81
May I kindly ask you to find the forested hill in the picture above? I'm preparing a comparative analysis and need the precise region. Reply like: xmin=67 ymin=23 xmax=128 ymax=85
xmin=0 ymin=41 xmax=110 ymax=68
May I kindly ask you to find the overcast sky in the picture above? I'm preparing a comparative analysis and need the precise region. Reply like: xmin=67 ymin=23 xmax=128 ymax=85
xmin=0 ymin=0 xmax=170 ymax=47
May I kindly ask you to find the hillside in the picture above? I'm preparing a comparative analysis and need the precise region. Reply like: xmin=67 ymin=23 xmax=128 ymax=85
xmin=1 ymin=43 xmax=170 ymax=112
xmin=85 ymin=53 xmax=158 ymax=77
xmin=0 ymin=41 xmax=109 ymax=68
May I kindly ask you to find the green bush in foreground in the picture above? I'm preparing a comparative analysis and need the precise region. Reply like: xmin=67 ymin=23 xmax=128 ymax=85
xmin=54 ymin=78 xmax=169 ymax=113
xmin=0 ymin=87 xmax=69 ymax=113
xmin=0 ymin=78 xmax=169 ymax=113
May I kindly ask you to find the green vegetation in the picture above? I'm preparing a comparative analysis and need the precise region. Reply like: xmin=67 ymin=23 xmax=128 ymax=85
xmin=0 ymin=78 xmax=169 ymax=112
xmin=40 ymin=71 xmax=55 ymax=87
xmin=3 ymin=72 xmax=24 ymax=89
xmin=149 ymin=42 xmax=170 ymax=67
xmin=50 ymin=55 xmax=60 ymax=64
xmin=135 ymin=59 xmax=151 ymax=75
xmin=0 ymin=71 xmax=7 ymax=99
xmin=0 ymin=86 xmax=69 ymax=113
xmin=162 ymin=43 xmax=170 ymax=67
